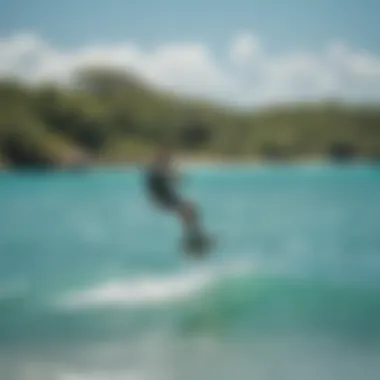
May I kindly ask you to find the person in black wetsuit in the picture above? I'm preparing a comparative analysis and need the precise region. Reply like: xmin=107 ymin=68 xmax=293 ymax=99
xmin=146 ymin=146 xmax=204 ymax=251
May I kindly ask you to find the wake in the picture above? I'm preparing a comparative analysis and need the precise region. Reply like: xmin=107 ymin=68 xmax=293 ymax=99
xmin=57 ymin=258 xmax=257 ymax=310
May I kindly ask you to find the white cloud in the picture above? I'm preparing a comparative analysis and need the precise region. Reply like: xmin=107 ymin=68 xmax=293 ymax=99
xmin=1 ymin=31 xmax=380 ymax=107
xmin=229 ymin=32 xmax=261 ymax=64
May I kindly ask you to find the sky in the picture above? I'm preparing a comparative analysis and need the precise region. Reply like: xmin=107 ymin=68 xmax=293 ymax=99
xmin=1 ymin=0 xmax=380 ymax=106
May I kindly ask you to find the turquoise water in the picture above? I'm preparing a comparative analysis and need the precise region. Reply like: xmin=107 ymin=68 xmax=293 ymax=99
xmin=0 ymin=163 xmax=380 ymax=380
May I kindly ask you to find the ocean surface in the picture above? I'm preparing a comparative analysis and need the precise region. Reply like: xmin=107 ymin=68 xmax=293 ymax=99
xmin=0 ymin=163 xmax=380 ymax=380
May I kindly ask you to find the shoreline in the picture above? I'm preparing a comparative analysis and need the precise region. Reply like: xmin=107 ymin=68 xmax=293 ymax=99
xmin=0 ymin=156 xmax=378 ymax=173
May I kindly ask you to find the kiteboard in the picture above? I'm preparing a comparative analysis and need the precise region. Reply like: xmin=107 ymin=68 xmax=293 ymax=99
xmin=182 ymin=230 xmax=215 ymax=258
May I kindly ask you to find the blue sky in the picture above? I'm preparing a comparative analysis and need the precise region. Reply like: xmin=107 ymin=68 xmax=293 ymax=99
xmin=1 ymin=0 xmax=380 ymax=106
xmin=2 ymin=0 xmax=379 ymax=53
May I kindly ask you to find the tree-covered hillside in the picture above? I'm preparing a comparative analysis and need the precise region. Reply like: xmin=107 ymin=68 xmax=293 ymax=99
xmin=1 ymin=67 xmax=379 ymax=168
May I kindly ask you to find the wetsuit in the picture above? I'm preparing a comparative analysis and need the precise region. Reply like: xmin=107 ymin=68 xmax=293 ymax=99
xmin=146 ymin=163 xmax=209 ymax=254
xmin=146 ymin=164 xmax=182 ymax=209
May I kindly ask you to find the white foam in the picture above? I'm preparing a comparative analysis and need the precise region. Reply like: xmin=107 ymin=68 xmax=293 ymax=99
xmin=59 ymin=271 xmax=213 ymax=309
xmin=58 ymin=259 xmax=257 ymax=310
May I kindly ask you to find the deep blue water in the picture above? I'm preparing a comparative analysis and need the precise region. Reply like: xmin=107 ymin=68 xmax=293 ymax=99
xmin=0 ymin=163 xmax=380 ymax=380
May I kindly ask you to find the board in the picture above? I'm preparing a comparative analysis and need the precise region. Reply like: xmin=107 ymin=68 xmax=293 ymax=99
xmin=182 ymin=231 xmax=215 ymax=257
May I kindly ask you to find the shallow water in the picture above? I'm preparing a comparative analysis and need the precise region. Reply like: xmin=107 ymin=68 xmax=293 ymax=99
xmin=0 ymin=163 xmax=380 ymax=380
